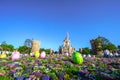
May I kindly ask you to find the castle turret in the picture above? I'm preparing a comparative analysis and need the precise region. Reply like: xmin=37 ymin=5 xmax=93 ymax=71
xmin=59 ymin=33 xmax=75 ymax=55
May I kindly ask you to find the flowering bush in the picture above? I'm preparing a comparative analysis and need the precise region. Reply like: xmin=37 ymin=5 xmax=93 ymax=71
xmin=0 ymin=54 xmax=120 ymax=80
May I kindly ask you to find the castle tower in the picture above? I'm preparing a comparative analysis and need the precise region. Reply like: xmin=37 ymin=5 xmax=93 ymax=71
xmin=59 ymin=33 xmax=75 ymax=55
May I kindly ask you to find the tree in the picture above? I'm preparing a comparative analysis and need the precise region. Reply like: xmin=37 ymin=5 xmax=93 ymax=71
xmin=101 ymin=37 xmax=111 ymax=45
xmin=0 ymin=41 xmax=14 ymax=51
xmin=45 ymin=49 xmax=50 ymax=54
xmin=18 ymin=46 xmax=31 ymax=54
xmin=81 ymin=47 xmax=92 ymax=54
xmin=91 ymin=36 xmax=117 ymax=55
xmin=18 ymin=39 xmax=33 ymax=54
xmin=7 ymin=44 xmax=14 ymax=51
xmin=40 ymin=48 xmax=50 ymax=54
xmin=102 ymin=43 xmax=117 ymax=51
xmin=96 ymin=36 xmax=117 ymax=51
xmin=40 ymin=48 xmax=46 ymax=53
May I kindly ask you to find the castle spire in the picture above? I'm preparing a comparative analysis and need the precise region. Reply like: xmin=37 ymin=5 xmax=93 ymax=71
xmin=66 ymin=32 xmax=69 ymax=40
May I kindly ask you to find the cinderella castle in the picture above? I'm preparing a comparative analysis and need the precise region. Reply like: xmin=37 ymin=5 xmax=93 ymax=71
xmin=59 ymin=33 xmax=75 ymax=55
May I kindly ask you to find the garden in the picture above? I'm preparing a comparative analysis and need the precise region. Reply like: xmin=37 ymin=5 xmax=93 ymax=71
xmin=0 ymin=53 xmax=120 ymax=80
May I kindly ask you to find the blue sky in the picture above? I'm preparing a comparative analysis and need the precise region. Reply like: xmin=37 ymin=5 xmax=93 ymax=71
xmin=0 ymin=0 xmax=120 ymax=51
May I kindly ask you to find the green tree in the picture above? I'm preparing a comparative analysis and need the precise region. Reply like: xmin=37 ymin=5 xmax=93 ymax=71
xmin=0 ymin=42 xmax=14 ymax=51
xmin=18 ymin=46 xmax=31 ymax=54
xmin=18 ymin=39 xmax=33 ymax=54
xmin=45 ymin=49 xmax=50 ymax=54
xmin=82 ymin=47 xmax=92 ymax=54
xmin=7 ymin=44 xmax=14 ymax=51
xmin=101 ymin=37 xmax=111 ymax=45
xmin=102 ymin=43 xmax=117 ymax=51
xmin=40 ymin=48 xmax=50 ymax=54
xmin=0 ymin=44 xmax=8 ymax=50
xmin=40 ymin=48 xmax=46 ymax=53
xmin=96 ymin=37 xmax=117 ymax=51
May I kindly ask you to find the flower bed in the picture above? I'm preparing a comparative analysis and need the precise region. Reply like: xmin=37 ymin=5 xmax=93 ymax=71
xmin=0 ymin=55 xmax=120 ymax=80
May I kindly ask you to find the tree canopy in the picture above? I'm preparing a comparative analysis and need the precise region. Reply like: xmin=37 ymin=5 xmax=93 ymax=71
xmin=0 ymin=41 xmax=14 ymax=51
xmin=18 ymin=46 xmax=31 ymax=54
xmin=81 ymin=47 xmax=92 ymax=54
xmin=96 ymin=36 xmax=117 ymax=51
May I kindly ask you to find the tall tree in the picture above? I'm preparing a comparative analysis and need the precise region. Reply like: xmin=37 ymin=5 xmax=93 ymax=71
xmin=101 ymin=37 xmax=111 ymax=45
xmin=96 ymin=36 xmax=117 ymax=51
xmin=0 ymin=41 xmax=14 ymax=51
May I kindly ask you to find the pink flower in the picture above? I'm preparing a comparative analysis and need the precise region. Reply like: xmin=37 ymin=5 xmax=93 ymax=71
xmin=57 ymin=64 xmax=61 ymax=67
xmin=0 ymin=73 xmax=4 ymax=76
xmin=11 ymin=70 xmax=16 ymax=73
xmin=109 ymin=65 xmax=113 ymax=69
xmin=6 ymin=64 xmax=14 ymax=68
xmin=23 ymin=61 xmax=27 ymax=64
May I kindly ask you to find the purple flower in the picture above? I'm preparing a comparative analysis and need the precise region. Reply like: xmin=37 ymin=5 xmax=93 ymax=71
xmin=40 ymin=75 xmax=50 ymax=80
xmin=109 ymin=65 xmax=113 ymax=69
xmin=33 ymin=72 xmax=42 ymax=76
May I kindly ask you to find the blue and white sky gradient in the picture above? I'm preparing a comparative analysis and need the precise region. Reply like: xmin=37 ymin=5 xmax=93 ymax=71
xmin=0 ymin=0 xmax=120 ymax=51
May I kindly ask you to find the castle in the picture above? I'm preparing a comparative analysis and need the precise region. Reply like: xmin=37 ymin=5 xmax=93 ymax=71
xmin=59 ymin=33 xmax=75 ymax=55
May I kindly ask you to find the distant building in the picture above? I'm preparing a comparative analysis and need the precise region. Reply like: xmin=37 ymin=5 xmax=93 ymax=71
xmin=59 ymin=33 xmax=75 ymax=54
xmin=90 ymin=36 xmax=102 ymax=54
xmin=0 ymin=46 xmax=3 ymax=51
xmin=79 ymin=48 xmax=83 ymax=53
